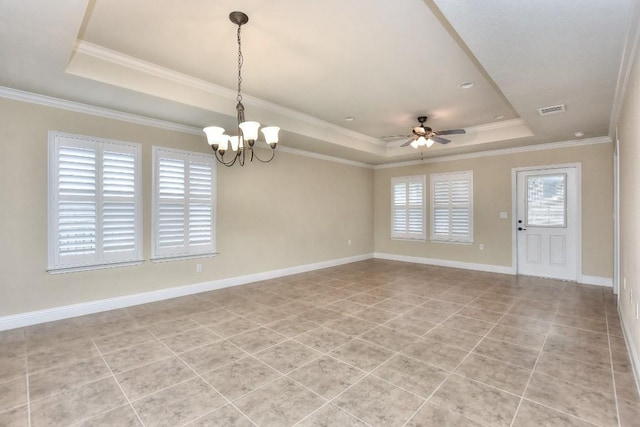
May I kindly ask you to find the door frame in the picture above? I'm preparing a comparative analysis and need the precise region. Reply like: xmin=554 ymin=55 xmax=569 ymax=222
xmin=511 ymin=163 xmax=582 ymax=280
xmin=613 ymin=130 xmax=620 ymax=295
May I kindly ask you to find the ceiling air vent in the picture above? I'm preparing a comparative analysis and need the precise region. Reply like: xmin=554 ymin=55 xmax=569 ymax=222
xmin=538 ymin=104 xmax=566 ymax=116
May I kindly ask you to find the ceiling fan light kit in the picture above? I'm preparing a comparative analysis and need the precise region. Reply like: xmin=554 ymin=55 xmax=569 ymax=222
xmin=203 ymin=11 xmax=280 ymax=167
xmin=401 ymin=116 xmax=466 ymax=150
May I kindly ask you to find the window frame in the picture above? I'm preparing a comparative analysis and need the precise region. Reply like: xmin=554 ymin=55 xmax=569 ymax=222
xmin=430 ymin=170 xmax=474 ymax=243
xmin=47 ymin=131 xmax=143 ymax=273
xmin=151 ymin=146 xmax=217 ymax=261
xmin=390 ymin=175 xmax=426 ymax=241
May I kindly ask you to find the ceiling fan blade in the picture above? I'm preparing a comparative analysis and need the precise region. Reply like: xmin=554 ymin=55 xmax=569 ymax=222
xmin=431 ymin=135 xmax=451 ymax=144
xmin=436 ymin=129 xmax=466 ymax=135
xmin=400 ymin=138 xmax=415 ymax=147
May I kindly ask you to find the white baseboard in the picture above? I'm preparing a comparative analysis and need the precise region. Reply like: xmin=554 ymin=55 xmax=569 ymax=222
xmin=0 ymin=252 xmax=615 ymax=331
xmin=618 ymin=305 xmax=640 ymax=398
xmin=373 ymin=252 xmax=515 ymax=275
xmin=579 ymin=275 xmax=613 ymax=287
xmin=0 ymin=253 xmax=374 ymax=331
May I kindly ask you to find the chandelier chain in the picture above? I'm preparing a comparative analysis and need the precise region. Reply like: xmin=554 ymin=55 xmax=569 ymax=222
xmin=236 ymin=25 xmax=243 ymax=104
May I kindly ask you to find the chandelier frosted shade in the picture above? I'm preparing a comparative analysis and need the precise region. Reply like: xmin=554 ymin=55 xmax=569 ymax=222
xmin=261 ymin=126 xmax=280 ymax=146
xmin=229 ymin=136 xmax=242 ymax=151
xmin=238 ymin=121 xmax=260 ymax=142
xmin=204 ymin=126 xmax=225 ymax=146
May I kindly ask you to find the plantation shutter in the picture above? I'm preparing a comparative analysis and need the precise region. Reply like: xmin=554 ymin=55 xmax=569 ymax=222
xmin=391 ymin=175 xmax=425 ymax=240
xmin=153 ymin=148 xmax=216 ymax=259
xmin=157 ymin=157 xmax=186 ymax=253
xmin=102 ymin=145 xmax=139 ymax=261
xmin=56 ymin=142 xmax=97 ymax=266
xmin=431 ymin=171 xmax=473 ymax=242
xmin=48 ymin=133 xmax=142 ymax=271
xmin=188 ymin=161 xmax=214 ymax=247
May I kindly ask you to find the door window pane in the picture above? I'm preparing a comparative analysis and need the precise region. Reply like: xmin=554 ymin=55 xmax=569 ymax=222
xmin=526 ymin=174 xmax=566 ymax=227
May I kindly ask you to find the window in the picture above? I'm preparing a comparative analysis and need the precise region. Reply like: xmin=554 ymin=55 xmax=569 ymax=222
xmin=391 ymin=175 xmax=426 ymax=240
xmin=431 ymin=171 xmax=473 ymax=242
xmin=526 ymin=174 xmax=566 ymax=227
xmin=48 ymin=132 xmax=142 ymax=272
xmin=152 ymin=147 xmax=216 ymax=260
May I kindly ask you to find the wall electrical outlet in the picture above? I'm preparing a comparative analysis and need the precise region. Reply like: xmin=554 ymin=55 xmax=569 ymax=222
xmin=499 ymin=212 xmax=508 ymax=219
xmin=479 ymin=243 xmax=484 ymax=250
xmin=348 ymin=239 xmax=352 ymax=246
xmin=196 ymin=263 xmax=202 ymax=273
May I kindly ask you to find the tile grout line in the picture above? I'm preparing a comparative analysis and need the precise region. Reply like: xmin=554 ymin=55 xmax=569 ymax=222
xmin=398 ymin=290 xmax=507 ymax=427
xmin=91 ymin=340 xmax=147 ymax=427
xmin=146 ymin=329 xmax=260 ymax=427
xmin=25 ymin=352 xmax=31 ymax=427
xmin=508 ymin=295 xmax=561 ymax=427
xmin=251 ymin=322 xmax=381 ymax=425
xmin=605 ymin=299 xmax=622 ymax=427
xmin=319 ymin=290 xmax=488 ymax=426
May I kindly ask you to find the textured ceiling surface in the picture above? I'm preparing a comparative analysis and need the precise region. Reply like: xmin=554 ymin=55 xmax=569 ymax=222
xmin=0 ymin=0 xmax=635 ymax=164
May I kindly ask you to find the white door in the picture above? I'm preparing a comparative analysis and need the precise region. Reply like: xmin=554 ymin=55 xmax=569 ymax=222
xmin=516 ymin=166 xmax=579 ymax=280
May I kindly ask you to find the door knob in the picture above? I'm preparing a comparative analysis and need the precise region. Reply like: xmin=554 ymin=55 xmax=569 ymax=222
xmin=518 ymin=227 xmax=527 ymax=231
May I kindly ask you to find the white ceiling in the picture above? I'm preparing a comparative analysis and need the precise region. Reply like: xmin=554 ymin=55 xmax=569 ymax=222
xmin=0 ymin=0 xmax=635 ymax=164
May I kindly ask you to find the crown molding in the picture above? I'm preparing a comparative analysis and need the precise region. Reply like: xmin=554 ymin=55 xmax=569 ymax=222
xmin=463 ymin=118 xmax=526 ymax=133
xmin=75 ymin=41 xmax=385 ymax=148
xmin=276 ymin=146 xmax=373 ymax=169
xmin=374 ymin=136 xmax=612 ymax=169
xmin=0 ymin=85 xmax=202 ymax=135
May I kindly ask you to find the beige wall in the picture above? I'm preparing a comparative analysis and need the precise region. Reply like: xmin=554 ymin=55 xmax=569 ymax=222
xmin=374 ymin=143 xmax=614 ymax=278
xmin=616 ymin=44 xmax=640 ymax=372
xmin=0 ymin=98 xmax=374 ymax=316
xmin=0 ymin=94 xmax=618 ymax=323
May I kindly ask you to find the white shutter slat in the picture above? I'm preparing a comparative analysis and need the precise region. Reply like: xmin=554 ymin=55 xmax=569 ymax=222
xmin=58 ymin=147 xmax=96 ymax=197
xmin=103 ymin=202 xmax=136 ymax=253
xmin=159 ymin=159 xmax=185 ymax=199
xmin=103 ymin=151 xmax=135 ymax=198
xmin=158 ymin=203 xmax=186 ymax=248
xmin=58 ymin=201 xmax=96 ymax=256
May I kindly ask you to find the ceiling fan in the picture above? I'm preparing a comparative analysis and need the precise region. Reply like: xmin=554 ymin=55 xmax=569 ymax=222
xmin=400 ymin=116 xmax=466 ymax=148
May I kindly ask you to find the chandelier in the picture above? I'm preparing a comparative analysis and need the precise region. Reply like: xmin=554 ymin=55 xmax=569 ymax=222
xmin=203 ymin=11 xmax=279 ymax=167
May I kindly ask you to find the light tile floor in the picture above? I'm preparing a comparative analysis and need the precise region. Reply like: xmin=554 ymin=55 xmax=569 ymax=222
xmin=0 ymin=260 xmax=639 ymax=426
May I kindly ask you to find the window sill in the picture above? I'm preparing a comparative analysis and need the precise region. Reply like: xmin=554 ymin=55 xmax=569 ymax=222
xmin=47 ymin=260 xmax=144 ymax=274
xmin=151 ymin=253 xmax=219 ymax=263
xmin=391 ymin=237 xmax=427 ymax=242
xmin=430 ymin=239 xmax=474 ymax=245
